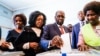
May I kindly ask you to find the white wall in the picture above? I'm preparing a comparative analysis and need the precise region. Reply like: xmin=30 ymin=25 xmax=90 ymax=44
xmin=13 ymin=0 xmax=93 ymax=26
xmin=1 ymin=0 xmax=99 ymax=39
xmin=0 ymin=4 xmax=13 ymax=39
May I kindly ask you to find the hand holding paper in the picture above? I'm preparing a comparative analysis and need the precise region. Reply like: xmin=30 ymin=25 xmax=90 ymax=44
xmin=50 ymin=35 xmax=63 ymax=48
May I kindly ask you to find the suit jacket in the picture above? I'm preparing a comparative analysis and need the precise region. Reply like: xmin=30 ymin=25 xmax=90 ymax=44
xmin=72 ymin=23 xmax=80 ymax=49
xmin=40 ymin=23 xmax=68 ymax=50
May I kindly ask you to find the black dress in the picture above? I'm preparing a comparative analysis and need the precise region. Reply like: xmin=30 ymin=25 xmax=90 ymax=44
xmin=15 ymin=27 xmax=44 ymax=56
xmin=0 ymin=29 xmax=20 ymax=51
xmin=6 ymin=29 xmax=20 ymax=44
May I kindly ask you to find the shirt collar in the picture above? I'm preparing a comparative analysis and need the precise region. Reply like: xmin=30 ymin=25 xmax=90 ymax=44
xmin=56 ymin=23 xmax=64 ymax=28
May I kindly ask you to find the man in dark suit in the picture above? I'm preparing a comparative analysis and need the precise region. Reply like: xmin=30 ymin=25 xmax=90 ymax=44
xmin=72 ymin=11 xmax=86 ymax=49
xmin=41 ymin=10 xmax=69 ymax=51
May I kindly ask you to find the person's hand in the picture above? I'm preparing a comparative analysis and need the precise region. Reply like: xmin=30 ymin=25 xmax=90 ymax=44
xmin=1 ymin=42 xmax=10 ymax=48
xmin=50 ymin=35 xmax=63 ymax=48
xmin=78 ymin=44 xmax=89 ymax=51
xmin=29 ymin=42 xmax=39 ymax=50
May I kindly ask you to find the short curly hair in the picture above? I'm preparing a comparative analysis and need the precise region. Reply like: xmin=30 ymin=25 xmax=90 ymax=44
xmin=28 ymin=11 xmax=46 ymax=28
xmin=13 ymin=14 xmax=27 ymax=26
xmin=83 ymin=1 xmax=100 ymax=16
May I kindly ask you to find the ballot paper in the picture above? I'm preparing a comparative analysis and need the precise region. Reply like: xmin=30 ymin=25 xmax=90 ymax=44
xmin=61 ymin=33 xmax=72 ymax=53
xmin=8 ymin=42 xmax=14 ymax=49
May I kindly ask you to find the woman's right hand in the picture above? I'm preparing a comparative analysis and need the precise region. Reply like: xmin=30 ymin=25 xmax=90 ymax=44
xmin=78 ymin=44 xmax=89 ymax=51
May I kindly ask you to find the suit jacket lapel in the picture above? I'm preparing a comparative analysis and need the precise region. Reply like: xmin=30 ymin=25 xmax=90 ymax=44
xmin=77 ymin=23 xmax=80 ymax=32
xmin=53 ymin=23 xmax=61 ymax=35
xmin=63 ymin=26 xmax=68 ymax=33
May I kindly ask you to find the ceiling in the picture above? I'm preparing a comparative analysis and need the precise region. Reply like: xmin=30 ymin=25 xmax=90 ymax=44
xmin=0 ymin=0 xmax=100 ymax=11
xmin=0 ymin=0 xmax=51 ymax=11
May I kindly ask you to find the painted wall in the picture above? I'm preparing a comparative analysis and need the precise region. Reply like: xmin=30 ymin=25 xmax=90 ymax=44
xmin=0 ymin=4 xmax=13 ymax=39
xmin=0 ymin=0 xmax=97 ymax=39
xmin=13 ymin=0 xmax=91 ymax=26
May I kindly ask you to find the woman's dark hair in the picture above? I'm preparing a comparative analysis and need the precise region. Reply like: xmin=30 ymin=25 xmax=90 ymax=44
xmin=83 ymin=1 xmax=100 ymax=16
xmin=28 ymin=11 xmax=46 ymax=28
xmin=13 ymin=14 xmax=27 ymax=26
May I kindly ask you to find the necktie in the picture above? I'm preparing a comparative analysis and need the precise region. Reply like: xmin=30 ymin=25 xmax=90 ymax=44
xmin=60 ymin=26 xmax=64 ymax=34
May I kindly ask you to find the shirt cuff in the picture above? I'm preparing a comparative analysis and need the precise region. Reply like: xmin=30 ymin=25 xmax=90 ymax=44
xmin=8 ymin=42 xmax=14 ymax=49
xmin=48 ymin=41 xmax=51 ymax=48
xmin=23 ymin=42 xmax=29 ymax=49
